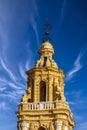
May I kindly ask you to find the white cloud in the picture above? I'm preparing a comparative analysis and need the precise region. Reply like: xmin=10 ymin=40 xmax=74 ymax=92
xmin=0 ymin=0 xmax=39 ymax=112
xmin=76 ymin=122 xmax=87 ymax=130
xmin=68 ymin=100 xmax=77 ymax=105
xmin=61 ymin=0 xmax=67 ymax=17
xmin=0 ymin=87 xmax=6 ymax=91
xmin=0 ymin=102 xmax=9 ymax=110
xmin=0 ymin=56 xmax=26 ymax=101
xmin=66 ymin=90 xmax=82 ymax=98
xmin=25 ymin=60 xmax=31 ymax=70
xmin=31 ymin=16 xmax=39 ymax=46
xmin=65 ymin=51 xmax=83 ymax=82
xmin=8 ymin=82 xmax=21 ymax=90
xmin=0 ymin=78 xmax=7 ymax=85
xmin=0 ymin=57 xmax=16 ymax=81
xmin=0 ymin=93 xmax=17 ymax=101
xmin=15 ymin=82 xmax=25 ymax=89
xmin=58 ymin=0 xmax=67 ymax=26
xmin=0 ymin=0 xmax=39 ymax=53
xmin=19 ymin=64 xmax=26 ymax=80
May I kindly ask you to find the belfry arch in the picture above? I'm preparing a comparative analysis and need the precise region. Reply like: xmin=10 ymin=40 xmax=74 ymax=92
xmin=40 ymin=81 xmax=46 ymax=102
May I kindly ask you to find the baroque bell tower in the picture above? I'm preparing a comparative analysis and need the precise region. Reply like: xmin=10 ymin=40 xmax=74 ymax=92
xmin=16 ymin=29 xmax=75 ymax=130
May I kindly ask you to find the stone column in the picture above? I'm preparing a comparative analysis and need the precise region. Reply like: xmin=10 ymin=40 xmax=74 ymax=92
xmin=21 ymin=122 xmax=29 ymax=130
xmin=64 ymin=125 xmax=68 ymax=130
xmin=55 ymin=121 xmax=62 ymax=130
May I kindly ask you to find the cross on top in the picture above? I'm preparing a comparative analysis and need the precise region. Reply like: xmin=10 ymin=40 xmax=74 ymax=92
xmin=44 ymin=20 xmax=52 ymax=41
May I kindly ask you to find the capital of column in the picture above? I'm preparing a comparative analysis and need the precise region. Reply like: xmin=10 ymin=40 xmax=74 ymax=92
xmin=55 ymin=121 xmax=62 ymax=130
xmin=21 ymin=122 xmax=29 ymax=130
xmin=55 ymin=121 xmax=62 ymax=126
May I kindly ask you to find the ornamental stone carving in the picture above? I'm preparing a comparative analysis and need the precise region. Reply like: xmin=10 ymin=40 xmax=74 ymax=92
xmin=27 ymin=77 xmax=33 ymax=88
xmin=51 ymin=60 xmax=58 ymax=68
xmin=30 ymin=123 xmax=39 ymax=130
xmin=50 ymin=122 xmax=54 ymax=130
xmin=21 ymin=87 xmax=31 ymax=102
xmin=55 ymin=85 xmax=62 ymax=100
xmin=35 ymin=57 xmax=58 ymax=68
xmin=21 ymin=94 xmax=28 ymax=102
xmin=40 ymin=122 xmax=49 ymax=130
xmin=27 ymin=87 xmax=31 ymax=95
xmin=30 ymin=123 xmax=34 ymax=130
xmin=34 ymin=76 xmax=41 ymax=85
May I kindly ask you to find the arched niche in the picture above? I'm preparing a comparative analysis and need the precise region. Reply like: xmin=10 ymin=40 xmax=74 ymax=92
xmin=40 ymin=81 xmax=46 ymax=102
xmin=38 ymin=127 xmax=45 ymax=130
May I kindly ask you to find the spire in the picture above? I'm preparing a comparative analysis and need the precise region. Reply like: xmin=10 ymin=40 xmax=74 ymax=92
xmin=39 ymin=21 xmax=53 ymax=55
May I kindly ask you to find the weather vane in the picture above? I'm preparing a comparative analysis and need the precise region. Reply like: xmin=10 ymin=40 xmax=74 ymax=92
xmin=44 ymin=20 xmax=52 ymax=41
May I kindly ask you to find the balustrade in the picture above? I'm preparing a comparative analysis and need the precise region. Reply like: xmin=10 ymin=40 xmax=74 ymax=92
xmin=28 ymin=101 xmax=54 ymax=110
xmin=20 ymin=100 xmax=67 ymax=110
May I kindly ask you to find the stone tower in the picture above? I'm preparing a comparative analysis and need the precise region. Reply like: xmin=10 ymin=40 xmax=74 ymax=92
xmin=16 ymin=39 xmax=75 ymax=130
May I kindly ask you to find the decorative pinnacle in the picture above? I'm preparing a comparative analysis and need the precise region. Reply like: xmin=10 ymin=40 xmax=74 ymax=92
xmin=44 ymin=20 xmax=52 ymax=41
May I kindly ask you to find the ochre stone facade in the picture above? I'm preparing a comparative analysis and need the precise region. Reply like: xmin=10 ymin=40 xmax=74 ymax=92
xmin=16 ymin=41 xmax=75 ymax=130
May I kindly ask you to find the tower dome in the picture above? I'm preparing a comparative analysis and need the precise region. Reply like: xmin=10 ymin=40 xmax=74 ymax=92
xmin=38 ymin=41 xmax=54 ymax=55
xmin=35 ymin=40 xmax=58 ymax=68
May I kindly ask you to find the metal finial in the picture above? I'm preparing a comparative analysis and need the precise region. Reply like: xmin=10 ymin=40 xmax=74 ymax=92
xmin=44 ymin=20 xmax=52 ymax=41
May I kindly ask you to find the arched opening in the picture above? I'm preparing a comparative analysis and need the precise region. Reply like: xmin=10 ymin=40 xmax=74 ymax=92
xmin=43 ymin=57 xmax=47 ymax=66
xmin=28 ymin=99 xmax=31 ymax=102
xmin=31 ymin=79 xmax=34 ymax=102
xmin=40 ymin=81 xmax=46 ymax=101
xmin=38 ymin=127 xmax=45 ymax=130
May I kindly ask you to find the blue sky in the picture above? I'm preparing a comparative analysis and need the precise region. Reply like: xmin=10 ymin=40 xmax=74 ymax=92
xmin=0 ymin=0 xmax=87 ymax=130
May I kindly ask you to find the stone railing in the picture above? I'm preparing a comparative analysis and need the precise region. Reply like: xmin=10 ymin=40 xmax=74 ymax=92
xmin=19 ymin=100 xmax=68 ymax=111
xmin=28 ymin=101 xmax=55 ymax=110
